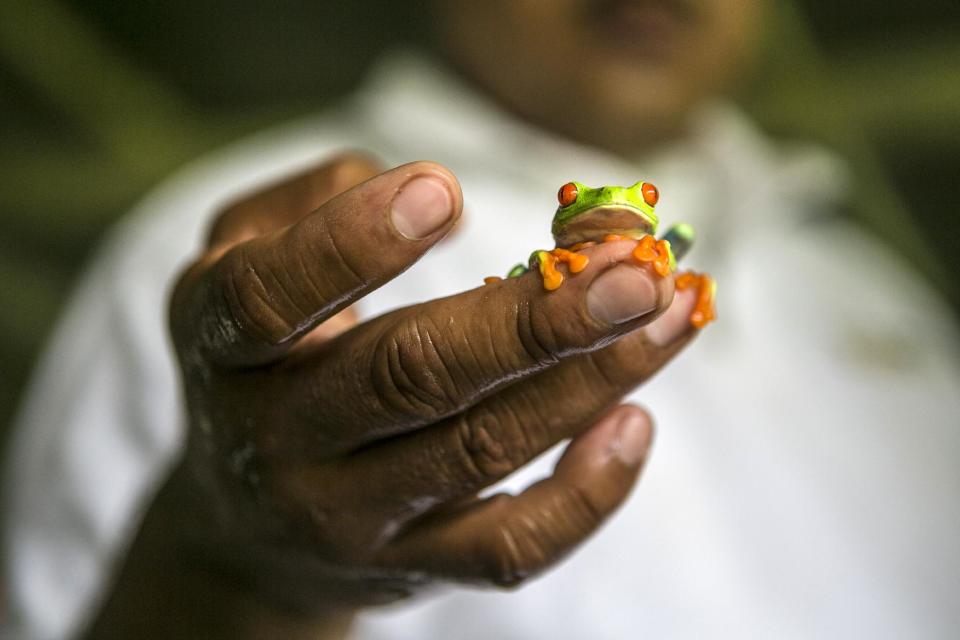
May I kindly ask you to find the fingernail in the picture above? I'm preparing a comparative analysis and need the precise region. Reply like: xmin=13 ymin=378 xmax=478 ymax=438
xmin=611 ymin=411 xmax=653 ymax=466
xmin=645 ymin=288 xmax=697 ymax=347
xmin=391 ymin=175 xmax=455 ymax=239
xmin=586 ymin=265 xmax=658 ymax=325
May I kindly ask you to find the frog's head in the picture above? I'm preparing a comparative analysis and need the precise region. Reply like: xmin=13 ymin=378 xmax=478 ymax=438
xmin=551 ymin=181 xmax=660 ymax=247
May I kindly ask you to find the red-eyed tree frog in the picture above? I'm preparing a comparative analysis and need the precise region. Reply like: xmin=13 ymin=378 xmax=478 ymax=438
xmin=486 ymin=181 xmax=716 ymax=328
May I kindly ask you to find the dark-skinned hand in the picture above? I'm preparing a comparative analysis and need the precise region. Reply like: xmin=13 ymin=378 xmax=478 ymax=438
xmin=85 ymin=154 xmax=701 ymax=640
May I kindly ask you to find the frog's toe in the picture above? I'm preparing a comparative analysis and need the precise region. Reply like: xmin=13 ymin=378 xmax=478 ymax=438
xmin=552 ymin=248 xmax=589 ymax=274
xmin=675 ymin=270 xmax=717 ymax=328
xmin=535 ymin=250 xmax=564 ymax=291
xmin=632 ymin=235 xmax=672 ymax=277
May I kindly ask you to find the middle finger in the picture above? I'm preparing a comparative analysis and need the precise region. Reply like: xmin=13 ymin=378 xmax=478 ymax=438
xmin=283 ymin=287 xmax=699 ymax=525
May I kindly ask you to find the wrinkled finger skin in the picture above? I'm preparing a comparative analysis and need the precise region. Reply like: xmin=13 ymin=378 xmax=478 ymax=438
xmin=166 ymin=155 xmax=700 ymax=616
xmin=304 ymin=302 xmax=696 ymax=531
xmin=235 ymin=239 xmax=674 ymax=462
xmin=171 ymin=157 xmax=463 ymax=367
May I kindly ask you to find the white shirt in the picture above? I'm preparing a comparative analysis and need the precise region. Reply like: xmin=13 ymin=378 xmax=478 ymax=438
xmin=4 ymin=53 xmax=960 ymax=640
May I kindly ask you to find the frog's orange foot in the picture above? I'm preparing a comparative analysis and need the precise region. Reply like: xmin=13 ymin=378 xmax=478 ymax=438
xmin=537 ymin=251 xmax=563 ymax=290
xmin=534 ymin=247 xmax=591 ymax=291
xmin=600 ymin=234 xmax=671 ymax=277
xmin=632 ymin=235 xmax=672 ymax=277
xmin=552 ymin=248 xmax=589 ymax=274
xmin=675 ymin=270 xmax=717 ymax=328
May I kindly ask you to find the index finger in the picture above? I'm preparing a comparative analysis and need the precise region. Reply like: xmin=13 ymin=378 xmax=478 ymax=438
xmin=257 ymin=239 xmax=677 ymax=456
xmin=171 ymin=160 xmax=463 ymax=367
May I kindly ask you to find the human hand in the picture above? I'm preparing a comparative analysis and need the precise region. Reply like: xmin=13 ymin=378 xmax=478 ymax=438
xmin=89 ymin=154 xmax=702 ymax=639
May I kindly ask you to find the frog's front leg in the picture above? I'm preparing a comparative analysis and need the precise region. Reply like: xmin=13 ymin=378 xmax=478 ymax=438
xmin=598 ymin=234 xmax=673 ymax=277
xmin=602 ymin=223 xmax=694 ymax=278
xmin=531 ymin=247 xmax=589 ymax=291
xmin=632 ymin=235 xmax=674 ymax=277
xmin=483 ymin=246 xmax=588 ymax=290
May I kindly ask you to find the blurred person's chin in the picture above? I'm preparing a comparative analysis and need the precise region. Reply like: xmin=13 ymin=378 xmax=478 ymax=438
xmin=434 ymin=0 xmax=761 ymax=152
xmin=573 ymin=0 xmax=711 ymax=127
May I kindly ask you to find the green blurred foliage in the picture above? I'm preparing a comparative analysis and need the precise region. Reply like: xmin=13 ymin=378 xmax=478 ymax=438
xmin=1 ymin=0 xmax=957 ymax=449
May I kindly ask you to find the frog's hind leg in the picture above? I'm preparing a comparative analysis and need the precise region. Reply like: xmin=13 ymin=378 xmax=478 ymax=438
xmin=506 ymin=263 xmax=528 ymax=278
xmin=483 ymin=262 xmax=531 ymax=285
xmin=675 ymin=271 xmax=717 ymax=328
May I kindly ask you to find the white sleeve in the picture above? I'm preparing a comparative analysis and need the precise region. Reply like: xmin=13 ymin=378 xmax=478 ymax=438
xmin=0 ymin=219 xmax=189 ymax=639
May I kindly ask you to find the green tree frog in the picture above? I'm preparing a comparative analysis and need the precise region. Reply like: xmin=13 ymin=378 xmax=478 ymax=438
xmin=485 ymin=181 xmax=716 ymax=328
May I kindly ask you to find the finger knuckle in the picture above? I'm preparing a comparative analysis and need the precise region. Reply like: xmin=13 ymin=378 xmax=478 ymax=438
xmin=169 ymin=258 xmax=210 ymax=337
xmin=304 ymin=217 xmax=367 ymax=291
xmin=580 ymin=350 xmax=630 ymax=397
xmin=558 ymin=483 xmax=605 ymax=534
xmin=481 ymin=517 xmax=552 ymax=589
xmin=513 ymin=299 xmax=563 ymax=365
xmin=370 ymin=316 xmax=463 ymax=422
xmin=218 ymin=244 xmax=296 ymax=346
xmin=454 ymin=407 xmax=531 ymax=484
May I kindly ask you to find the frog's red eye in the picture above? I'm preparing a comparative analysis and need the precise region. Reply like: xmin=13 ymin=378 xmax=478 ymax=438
xmin=557 ymin=182 xmax=578 ymax=207
xmin=642 ymin=182 xmax=659 ymax=206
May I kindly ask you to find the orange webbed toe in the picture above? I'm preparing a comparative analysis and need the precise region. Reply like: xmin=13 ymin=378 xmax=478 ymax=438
xmin=675 ymin=270 xmax=716 ymax=328
xmin=632 ymin=235 xmax=672 ymax=277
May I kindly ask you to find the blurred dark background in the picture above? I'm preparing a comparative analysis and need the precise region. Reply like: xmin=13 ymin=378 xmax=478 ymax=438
xmin=1 ymin=0 xmax=958 ymax=451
